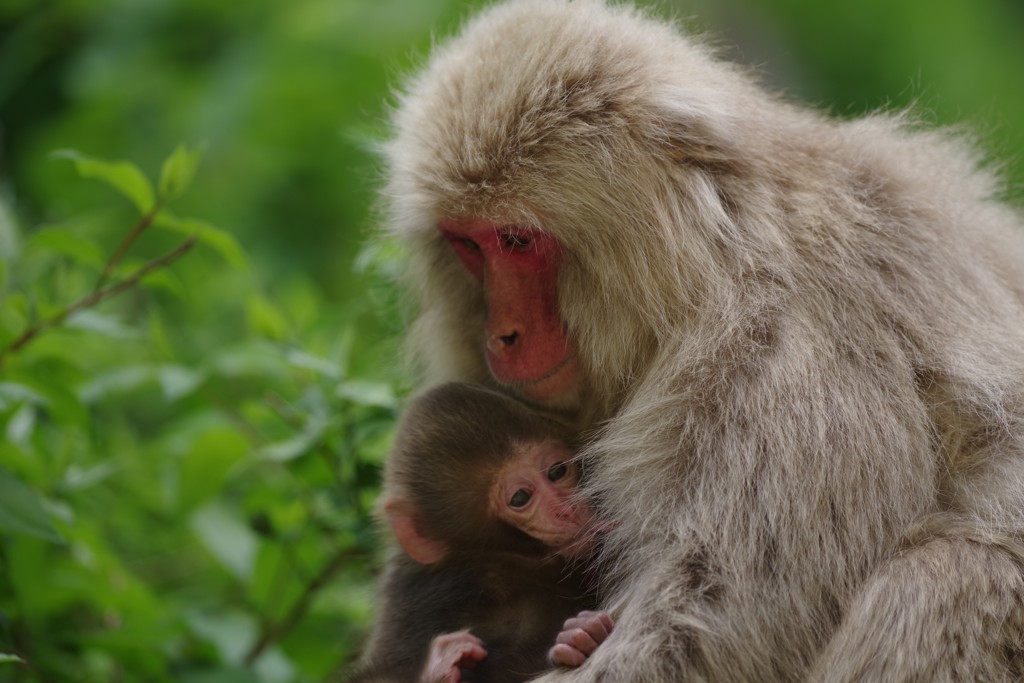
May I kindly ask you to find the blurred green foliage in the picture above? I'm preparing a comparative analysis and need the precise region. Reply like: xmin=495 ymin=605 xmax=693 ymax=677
xmin=0 ymin=0 xmax=1020 ymax=681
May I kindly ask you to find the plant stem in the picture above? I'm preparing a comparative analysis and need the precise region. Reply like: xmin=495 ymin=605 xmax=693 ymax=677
xmin=0 ymin=236 xmax=197 ymax=368
xmin=95 ymin=206 xmax=160 ymax=292
xmin=243 ymin=547 xmax=359 ymax=666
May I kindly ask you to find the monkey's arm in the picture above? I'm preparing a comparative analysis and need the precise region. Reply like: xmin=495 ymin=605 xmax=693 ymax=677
xmin=527 ymin=525 xmax=1024 ymax=683
xmin=525 ymin=313 xmax=1024 ymax=682
xmin=345 ymin=559 xmax=484 ymax=683
xmin=807 ymin=518 xmax=1024 ymax=682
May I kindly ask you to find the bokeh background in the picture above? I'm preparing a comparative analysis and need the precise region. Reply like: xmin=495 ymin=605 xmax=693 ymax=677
xmin=0 ymin=0 xmax=1021 ymax=680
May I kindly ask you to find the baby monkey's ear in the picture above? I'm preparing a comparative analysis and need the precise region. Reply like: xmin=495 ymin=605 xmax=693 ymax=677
xmin=383 ymin=495 xmax=448 ymax=565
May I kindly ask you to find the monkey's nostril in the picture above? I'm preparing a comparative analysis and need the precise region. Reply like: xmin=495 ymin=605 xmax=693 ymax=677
xmin=499 ymin=331 xmax=519 ymax=346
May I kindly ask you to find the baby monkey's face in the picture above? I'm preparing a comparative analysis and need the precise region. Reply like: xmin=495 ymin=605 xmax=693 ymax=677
xmin=489 ymin=439 xmax=596 ymax=559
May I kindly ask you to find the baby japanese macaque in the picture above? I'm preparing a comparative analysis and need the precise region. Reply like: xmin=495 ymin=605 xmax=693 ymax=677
xmin=347 ymin=382 xmax=613 ymax=683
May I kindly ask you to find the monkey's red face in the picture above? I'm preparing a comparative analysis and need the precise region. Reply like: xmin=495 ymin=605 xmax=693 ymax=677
xmin=490 ymin=440 xmax=595 ymax=559
xmin=440 ymin=219 xmax=583 ymax=405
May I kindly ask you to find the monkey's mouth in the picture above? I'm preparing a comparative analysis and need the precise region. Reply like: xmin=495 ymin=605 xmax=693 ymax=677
xmin=488 ymin=349 xmax=578 ymax=389
xmin=558 ymin=520 xmax=616 ymax=561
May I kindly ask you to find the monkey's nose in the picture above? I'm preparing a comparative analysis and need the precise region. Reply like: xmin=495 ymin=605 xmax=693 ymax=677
xmin=487 ymin=330 xmax=519 ymax=353
xmin=556 ymin=504 xmax=579 ymax=522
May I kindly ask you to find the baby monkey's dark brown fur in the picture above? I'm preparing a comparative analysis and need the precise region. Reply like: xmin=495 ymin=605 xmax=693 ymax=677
xmin=348 ymin=383 xmax=609 ymax=683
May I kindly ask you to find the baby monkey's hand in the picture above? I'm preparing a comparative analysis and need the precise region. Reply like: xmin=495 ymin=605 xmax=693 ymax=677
xmin=548 ymin=610 xmax=614 ymax=668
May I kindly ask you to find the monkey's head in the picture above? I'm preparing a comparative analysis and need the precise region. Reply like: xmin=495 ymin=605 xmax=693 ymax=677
xmin=383 ymin=382 xmax=597 ymax=565
xmin=386 ymin=0 xmax=759 ymax=416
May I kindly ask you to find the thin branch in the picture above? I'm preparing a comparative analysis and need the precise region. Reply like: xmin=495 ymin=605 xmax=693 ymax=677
xmin=202 ymin=387 xmax=264 ymax=442
xmin=264 ymin=391 xmax=306 ymax=430
xmin=0 ymin=236 xmax=197 ymax=367
xmin=243 ymin=547 xmax=362 ymax=666
xmin=94 ymin=206 xmax=160 ymax=292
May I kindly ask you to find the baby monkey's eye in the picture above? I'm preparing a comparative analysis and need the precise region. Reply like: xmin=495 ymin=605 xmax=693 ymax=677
xmin=509 ymin=489 xmax=532 ymax=508
xmin=547 ymin=462 xmax=569 ymax=481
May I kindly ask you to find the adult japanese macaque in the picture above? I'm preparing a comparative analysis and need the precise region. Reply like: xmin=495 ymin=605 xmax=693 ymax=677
xmin=348 ymin=382 xmax=611 ymax=683
xmin=379 ymin=0 xmax=1024 ymax=680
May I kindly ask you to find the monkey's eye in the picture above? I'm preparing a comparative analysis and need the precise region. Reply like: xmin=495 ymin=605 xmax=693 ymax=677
xmin=457 ymin=237 xmax=481 ymax=253
xmin=509 ymin=489 xmax=532 ymax=508
xmin=501 ymin=232 xmax=532 ymax=250
xmin=547 ymin=462 xmax=569 ymax=481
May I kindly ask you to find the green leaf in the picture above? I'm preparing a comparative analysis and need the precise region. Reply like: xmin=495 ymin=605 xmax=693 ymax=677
xmin=66 ymin=310 xmax=142 ymax=340
xmin=0 ymin=295 xmax=29 ymax=342
xmin=336 ymin=379 xmax=397 ymax=408
xmin=257 ymin=414 xmax=328 ymax=463
xmin=0 ymin=382 xmax=48 ymax=410
xmin=157 ymin=364 xmax=204 ymax=402
xmin=28 ymin=226 xmax=105 ymax=268
xmin=285 ymin=348 xmax=340 ymax=379
xmin=185 ymin=610 xmax=256 ymax=667
xmin=158 ymin=145 xmax=203 ymax=202
xmin=254 ymin=647 xmax=295 ymax=683
xmin=154 ymin=213 xmax=248 ymax=269
xmin=190 ymin=221 xmax=248 ymax=269
xmin=5 ymin=403 xmax=36 ymax=447
xmin=176 ymin=668 xmax=256 ymax=683
xmin=0 ymin=653 xmax=24 ymax=664
xmin=0 ymin=470 xmax=62 ymax=542
xmin=211 ymin=341 xmax=289 ymax=381
xmin=77 ymin=366 xmax=153 ymax=403
xmin=179 ymin=427 xmax=249 ymax=510
xmin=16 ymin=380 xmax=85 ymax=426
xmin=246 ymin=294 xmax=290 ymax=341
xmin=52 ymin=150 xmax=155 ymax=214
xmin=0 ymin=196 xmax=21 ymax=263
xmin=62 ymin=461 xmax=120 ymax=492
xmin=190 ymin=504 xmax=257 ymax=581
xmin=139 ymin=268 xmax=186 ymax=298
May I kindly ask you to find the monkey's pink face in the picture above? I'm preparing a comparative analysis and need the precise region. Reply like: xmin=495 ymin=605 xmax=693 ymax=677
xmin=489 ymin=440 xmax=595 ymax=559
xmin=440 ymin=219 xmax=582 ymax=404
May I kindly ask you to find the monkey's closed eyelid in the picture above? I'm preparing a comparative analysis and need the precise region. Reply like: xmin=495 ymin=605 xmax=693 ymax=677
xmin=453 ymin=237 xmax=482 ymax=253
xmin=500 ymin=232 xmax=532 ymax=248
xmin=439 ymin=229 xmax=480 ymax=250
